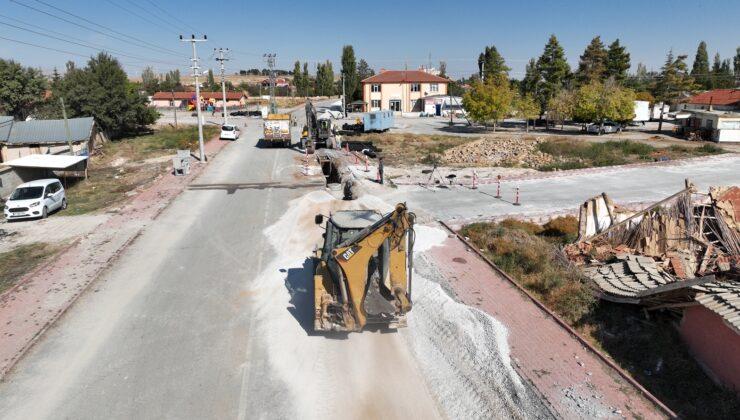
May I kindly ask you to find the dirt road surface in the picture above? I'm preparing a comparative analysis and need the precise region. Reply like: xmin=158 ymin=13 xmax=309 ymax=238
xmin=0 ymin=108 xmax=549 ymax=419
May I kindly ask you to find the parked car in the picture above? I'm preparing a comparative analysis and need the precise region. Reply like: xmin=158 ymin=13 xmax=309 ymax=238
xmin=230 ymin=110 xmax=247 ymax=117
xmin=587 ymin=120 xmax=623 ymax=134
xmin=3 ymin=179 xmax=66 ymax=220
xmin=220 ymin=124 xmax=240 ymax=140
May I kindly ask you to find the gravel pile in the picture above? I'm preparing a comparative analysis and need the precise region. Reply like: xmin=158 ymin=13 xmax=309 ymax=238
xmin=442 ymin=138 xmax=554 ymax=167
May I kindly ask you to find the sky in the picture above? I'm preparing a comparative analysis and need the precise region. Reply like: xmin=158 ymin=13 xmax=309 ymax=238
xmin=0 ymin=0 xmax=738 ymax=80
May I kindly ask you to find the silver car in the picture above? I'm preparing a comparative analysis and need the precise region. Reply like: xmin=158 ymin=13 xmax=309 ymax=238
xmin=3 ymin=179 xmax=67 ymax=220
xmin=587 ymin=120 xmax=623 ymax=134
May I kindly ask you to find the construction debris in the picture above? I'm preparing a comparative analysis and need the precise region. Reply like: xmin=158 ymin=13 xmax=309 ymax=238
xmin=441 ymin=138 xmax=554 ymax=167
xmin=565 ymin=180 xmax=740 ymax=332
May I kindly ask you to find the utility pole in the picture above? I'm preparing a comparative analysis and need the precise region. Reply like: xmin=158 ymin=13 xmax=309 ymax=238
xmin=59 ymin=97 xmax=74 ymax=156
xmin=181 ymin=34 xmax=207 ymax=162
xmin=263 ymin=53 xmax=277 ymax=114
xmin=215 ymin=47 xmax=230 ymax=125
xmin=171 ymin=90 xmax=178 ymax=129
xmin=341 ymin=72 xmax=346 ymax=118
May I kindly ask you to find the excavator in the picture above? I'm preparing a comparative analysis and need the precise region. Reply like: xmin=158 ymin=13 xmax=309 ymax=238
xmin=301 ymin=100 xmax=335 ymax=154
xmin=313 ymin=203 xmax=416 ymax=332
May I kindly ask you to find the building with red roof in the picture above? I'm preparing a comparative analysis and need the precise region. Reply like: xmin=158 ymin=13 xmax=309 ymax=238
xmin=683 ymin=89 xmax=740 ymax=112
xmin=361 ymin=70 xmax=449 ymax=113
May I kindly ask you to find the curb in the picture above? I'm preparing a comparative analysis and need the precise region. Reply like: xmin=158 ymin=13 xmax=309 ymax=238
xmin=438 ymin=220 xmax=677 ymax=419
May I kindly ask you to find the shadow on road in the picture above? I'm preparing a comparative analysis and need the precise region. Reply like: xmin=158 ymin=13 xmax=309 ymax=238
xmin=283 ymin=258 xmax=349 ymax=339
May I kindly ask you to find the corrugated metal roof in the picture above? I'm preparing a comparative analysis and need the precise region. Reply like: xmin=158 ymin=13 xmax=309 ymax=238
xmin=693 ymin=281 xmax=740 ymax=334
xmin=0 ymin=116 xmax=13 ymax=142
xmin=5 ymin=117 xmax=94 ymax=145
xmin=3 ymin=154 xmax=88 ymax=169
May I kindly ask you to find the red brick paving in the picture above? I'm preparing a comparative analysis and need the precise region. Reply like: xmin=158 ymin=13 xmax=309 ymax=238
xmin=427 ymin=235 xmax=669 ymax=419
xmin=0 ymin=137 xmax=230 ymax=379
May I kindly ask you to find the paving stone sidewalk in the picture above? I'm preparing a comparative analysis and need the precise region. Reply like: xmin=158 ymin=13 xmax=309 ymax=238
xmin=426 ymin=234 xmax=671 ymax=419
xmin=0 ymin=138 xmax=229 ymax=379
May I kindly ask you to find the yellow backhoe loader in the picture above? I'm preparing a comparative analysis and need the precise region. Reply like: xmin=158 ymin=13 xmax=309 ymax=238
xmin=313 ymin=203 xmax=416 ymax=332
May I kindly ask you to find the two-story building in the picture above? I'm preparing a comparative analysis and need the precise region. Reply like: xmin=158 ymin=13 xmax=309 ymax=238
xmin=361 ymin=70 xmax=449 ymax=113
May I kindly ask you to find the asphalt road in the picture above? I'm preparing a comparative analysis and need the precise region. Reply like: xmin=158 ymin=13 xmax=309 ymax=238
xmin=0 ymin=107 xmax=464 ymax=419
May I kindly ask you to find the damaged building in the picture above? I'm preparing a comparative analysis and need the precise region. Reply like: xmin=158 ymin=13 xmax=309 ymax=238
xmin=566 ymin=181 xmax=740 ymax=393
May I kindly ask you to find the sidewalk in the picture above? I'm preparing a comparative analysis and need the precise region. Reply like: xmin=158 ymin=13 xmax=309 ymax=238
xmin=425 ymin=233 xmax=671 ymax=419
xmin=0 ymin=138 xmax=230 ymax=379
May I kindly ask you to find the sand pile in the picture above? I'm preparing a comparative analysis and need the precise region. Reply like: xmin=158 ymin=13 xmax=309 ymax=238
xmin=442 ymin=138 xmax=554 ymax=167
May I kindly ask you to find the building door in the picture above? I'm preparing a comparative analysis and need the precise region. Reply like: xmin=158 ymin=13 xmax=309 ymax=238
xmin=389 ymin=100 xmax=401 ymax=112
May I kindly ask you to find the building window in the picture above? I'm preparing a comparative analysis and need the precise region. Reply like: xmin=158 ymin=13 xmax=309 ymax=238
xmin=371 ymin=84 xmax=381 ymax=93
xmin=389 ymin=100 xmax=401 ymax=112
xmin=410 ymin=83 xmax=420 ymax=92
xmin=705 ymin=119 xmax=713 ymax=129
xmin=410 ymin=99 xmax=418 ymax=110
xmin=430 ymin=83 xmax=439 ymax=92
xmin=371 ymin=99 xmax=381 ymax=109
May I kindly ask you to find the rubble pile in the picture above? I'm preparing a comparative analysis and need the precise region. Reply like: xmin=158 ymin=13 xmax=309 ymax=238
xmin=441 ymin=138 xmax=554 ymax=167
xmin=563 ymin=182 xmax=740 ymax=324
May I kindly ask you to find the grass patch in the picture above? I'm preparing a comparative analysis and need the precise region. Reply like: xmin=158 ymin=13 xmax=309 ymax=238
xmin=64 ymin=125 xmax=219 ymax=215
xmin=460 ymin=217 xmax=593 ymax=323
xmin=0 ymin=242 xmax=60 ymax=294
xmin=537 ymin=139 xmax=725 ymax=171
xmin=359 ymin=133 xmax=478 ymax=166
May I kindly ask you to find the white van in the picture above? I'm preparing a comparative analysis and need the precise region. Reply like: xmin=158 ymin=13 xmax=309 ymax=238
xmin=3 ymin=179 xmax=66 ymax=220
xmin=220 ymin=124 xmax=240 ymax=140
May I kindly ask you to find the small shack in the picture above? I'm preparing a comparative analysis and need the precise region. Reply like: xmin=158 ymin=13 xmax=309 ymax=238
xmin=0 ymin=117 xmax=106 ymax=163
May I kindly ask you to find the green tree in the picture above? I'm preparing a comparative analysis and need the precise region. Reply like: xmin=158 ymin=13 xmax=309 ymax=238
xmin=513 ymin=94 xmax=539 ymax=132
xmin=734 ymin=47 xmax=740 ymax=79
xmin=141 ymin=66 xmax=159 ymax=94
xmin=0 ymin=59 xmax=47 ymax=120
xmin=462 ymin=75 xmax=514 ymax=132
xmin=691 ymin=41 xmax=711 ymax=89
xmin=323 ymin=60 xmax=335 ymax=96
xmin=53 ymin=52 xmax=157 ymax=137
xmin=572 ymin=81 xmax=635 ymax=132
xmin=438 ymin=61 xmax=447 ymax=78
xmin=206 ymin=69 xmax=217 ymax=91
xmin=341 ymin=45 xmax=358 ymax=101
xmin=357 ymin=59 xmax=375 ymax=80
xmin=160 ymin=69 xmax=182 ymax=92
xmin=292 ymin=60 xmax=303 ymax=96
xmin=576 ymin=36 xmax=607 ymax=86
xmin=711 ymin=53 xmax=734 ymax=89
xmin=605 ymin=39 xmax=630 ymax=83
xmin=478 ymin=45 xmax=510 ymax=81
xmin=655 ymin=50 xmax=695 ymax=130
xmin=520 ymin=58 xmax=541 ymax=97
xmin=302 ymin=63 xmax=311 ymax=96
xmin=548 ymin=89 xmax=576 ymax=129
xmin=535 ymin=35 xmax=571 ymax=118
xmin=635 ymin=91 xmax=655 ymax=103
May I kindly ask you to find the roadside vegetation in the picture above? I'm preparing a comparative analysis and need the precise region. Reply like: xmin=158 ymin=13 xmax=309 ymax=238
xmin=64 ymin=125 xmax=219 ymax=215
xmin=0 ymin=242 xmax=61 ymax=294
xmin=536 ymin=139 xmax=724 ymax=171
xmin=360 ymin=133 xmax=479 ymax=166
xmin=461 ymin=218 xmax=740 ymax=419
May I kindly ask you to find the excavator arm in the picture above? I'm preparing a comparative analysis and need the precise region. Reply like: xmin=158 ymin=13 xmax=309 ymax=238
xmin=314 ymin=203 xmax=415 ymax=332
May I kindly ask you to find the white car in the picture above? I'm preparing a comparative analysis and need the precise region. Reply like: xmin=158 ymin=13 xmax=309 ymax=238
xmin=3 ymin=179 xmax=66 ymax=220
xmin=220 ymin=124 xmax=240 ymax=140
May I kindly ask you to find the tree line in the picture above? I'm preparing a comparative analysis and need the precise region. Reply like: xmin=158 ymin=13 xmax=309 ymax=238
xmin=0 ymin=53 xmax=157 ymax=138
xmin=463 ymin=36 xmax=740 ymax=131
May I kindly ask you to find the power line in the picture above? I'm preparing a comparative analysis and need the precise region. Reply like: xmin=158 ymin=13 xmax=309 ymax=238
xmin=119 ymin=0 xmax=183 ymax=34
xmin=142 ymin=0 xmax=197 ymax=33
xmin=103 ymin=0 xmax=177 ymax=34
xmin=31 ymin=0 xmax=183 ymax=55
xmin=0 ymin=34 xmax=171 ymax=70
xmin=0 ymin=16 xmax=183 ymax=67
xmin=9 ymin=0 xmax=183 ymax=58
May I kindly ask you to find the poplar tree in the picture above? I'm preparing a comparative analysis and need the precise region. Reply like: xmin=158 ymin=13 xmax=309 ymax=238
xmin=605 ymin=39 xmax=630 ymax=83
xmin=341 ymin=45 xmax=358 ymax=101
xmin=691 ymin=41 xmax=711 ymax=89
xmin=656 ymin=50 xmax=695 ymax=130
xmin=576 ymin=36 xmax=607 ymax=85
xmin=734 ymin=47 xmax=740 ymax=79
xmin=292 ymin=61 xmax=303 ymax=96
